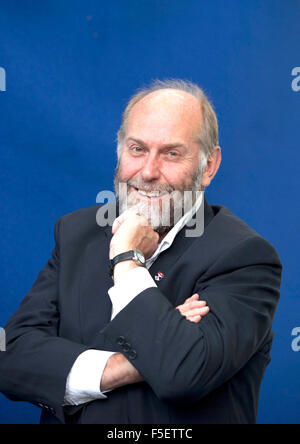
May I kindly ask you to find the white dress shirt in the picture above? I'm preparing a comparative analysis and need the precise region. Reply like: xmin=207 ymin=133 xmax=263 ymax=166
xmin=64 ymin=193 xmax=203 ymax=405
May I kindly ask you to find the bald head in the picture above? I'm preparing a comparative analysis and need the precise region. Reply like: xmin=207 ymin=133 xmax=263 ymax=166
xmin=125 ymin=89 xmax=203 ymax=153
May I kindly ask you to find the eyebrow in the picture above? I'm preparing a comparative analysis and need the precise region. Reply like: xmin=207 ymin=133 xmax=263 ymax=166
xmin=125 ymin=137 xmax=187 ymax=150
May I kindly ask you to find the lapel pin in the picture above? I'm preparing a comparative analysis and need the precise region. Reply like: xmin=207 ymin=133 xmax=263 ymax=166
xmin=155 ymin=271 xmax=165 ymax=281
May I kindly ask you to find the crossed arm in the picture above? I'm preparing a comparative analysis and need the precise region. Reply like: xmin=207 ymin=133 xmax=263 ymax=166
xmin=100 ymin=293 xmax=210 ymax=392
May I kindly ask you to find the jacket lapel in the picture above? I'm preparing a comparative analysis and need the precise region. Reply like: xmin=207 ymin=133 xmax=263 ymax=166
xmin=149 ymin=196 xmax=213 ymax=275
xmin=148 ymin=196 xmax=214 ymax=302
xmin=78 ymin=227 xmax=115 ymax=347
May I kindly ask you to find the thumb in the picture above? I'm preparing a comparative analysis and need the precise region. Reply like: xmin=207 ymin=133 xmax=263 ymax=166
xmin=112 ymin=211 xmax=130 ymax=234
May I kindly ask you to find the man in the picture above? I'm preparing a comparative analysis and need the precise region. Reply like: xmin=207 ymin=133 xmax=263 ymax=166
xmin=0 ymin=80 xmax=282 ymax=424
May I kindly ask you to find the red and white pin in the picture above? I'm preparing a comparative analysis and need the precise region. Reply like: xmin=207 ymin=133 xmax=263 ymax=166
xmin=155 ymin=271 xmax=165 ymax=281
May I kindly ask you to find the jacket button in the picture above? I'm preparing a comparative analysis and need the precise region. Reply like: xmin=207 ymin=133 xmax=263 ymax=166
xmin=128 ymin=350 xmax=137 ymax=360
xmin=116 ymin=336 xmax=125 ymax=346
xmin=122 ymin=342 xmax=131 ymax=352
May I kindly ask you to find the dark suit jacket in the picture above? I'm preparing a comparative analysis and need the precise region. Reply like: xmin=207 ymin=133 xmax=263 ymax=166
xmin=0 ymin=197 xmax=282 ymax=424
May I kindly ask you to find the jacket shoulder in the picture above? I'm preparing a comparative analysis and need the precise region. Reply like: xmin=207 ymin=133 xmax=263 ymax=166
xmin=209 ymin=203 xmax=281 ymax=265
xmin=211 ymin=204 xmax=259 ymax=238
xmin=60 ymin=205 xmax=100 ymax=226
xmin=56 ymin=205 xmax=109 ymax=244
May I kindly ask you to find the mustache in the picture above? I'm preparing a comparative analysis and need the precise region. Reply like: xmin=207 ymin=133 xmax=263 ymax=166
xmin=126 ymin=179 xmax=175 ymax=194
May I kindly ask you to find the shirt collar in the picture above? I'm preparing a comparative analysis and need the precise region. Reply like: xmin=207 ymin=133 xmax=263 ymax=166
xmin=146 ymin=191 xmax=204 ymax=265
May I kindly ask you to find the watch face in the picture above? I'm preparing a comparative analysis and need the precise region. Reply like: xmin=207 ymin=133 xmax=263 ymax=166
xmin=136 ymin=250 xmax=146 ymax=265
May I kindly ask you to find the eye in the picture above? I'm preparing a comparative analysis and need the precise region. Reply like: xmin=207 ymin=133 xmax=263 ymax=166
xmin=167 ymin=151 xmax=180 ymax=159
xmin=130 ymin=146 xmax=144 ymax=155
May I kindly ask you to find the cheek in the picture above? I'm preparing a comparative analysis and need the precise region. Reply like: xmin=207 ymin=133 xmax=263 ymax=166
xmin=160 ymin=163 xmax=194 ymax=188
xmin=118 ymin=156 xmax=142 ymax=181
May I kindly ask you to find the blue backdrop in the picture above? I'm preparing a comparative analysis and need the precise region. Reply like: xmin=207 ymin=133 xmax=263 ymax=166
xmin=0 ymin=0 xmax=299 ymax=424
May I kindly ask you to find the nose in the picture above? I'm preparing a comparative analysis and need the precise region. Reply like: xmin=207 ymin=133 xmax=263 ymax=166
xmin=141 ymin=152 xmax=161 ymax=182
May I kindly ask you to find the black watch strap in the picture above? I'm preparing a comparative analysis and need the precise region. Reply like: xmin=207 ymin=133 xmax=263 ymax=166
xmin=109 ymin=250 xmax=146 ymax=277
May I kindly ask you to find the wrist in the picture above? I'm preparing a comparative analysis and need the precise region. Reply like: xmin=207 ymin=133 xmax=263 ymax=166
xmin=110 ymin=250 xmax=146 ymax=281
xmin=110 ymin=246 xmax=132 ymax=259
xmin=100 ymin=353 xmax=142 ymax=392
xmin=113 ymin=260 xmax=139 ymax=282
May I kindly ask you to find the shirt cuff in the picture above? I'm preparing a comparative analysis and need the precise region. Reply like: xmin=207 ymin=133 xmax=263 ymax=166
xmin=108 ymin=267 xmax=157 ymax=320
xmin=64 ymin=350 xmax=116 ymax=406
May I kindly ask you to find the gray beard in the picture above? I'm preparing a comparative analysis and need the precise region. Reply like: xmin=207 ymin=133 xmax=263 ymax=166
xmin=114 ymin=167 xmax=203 ymax=235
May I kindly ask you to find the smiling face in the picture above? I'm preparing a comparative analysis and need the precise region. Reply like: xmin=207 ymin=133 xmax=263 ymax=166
xmin=114 ymin=89 xmax=206 ymax=233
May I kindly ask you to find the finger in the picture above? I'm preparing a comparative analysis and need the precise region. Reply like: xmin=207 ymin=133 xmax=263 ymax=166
xmin=176 ymin=297 xmax=206 ymax=312
xmin=112 ymin=214 xmax=126 ymax=234
xmin=113 ymin=210 xmax=150 ymax=234
xmin=184 ymin=306 xmax=210 ymax=318
xmin=182 ymin=300 xmax=208 ymax=311
xmin=177 ymin=302 xmax=208 ymax=316
xmin=177 ymin=294 xmax=199 ymax=308
xmin=194 ymin=300 xmax=207 ymax=307
xmin=126 ymin=208 xmax=149 ymax=227
xmin=187 ymin=315 xmax=202 ymax=323
xmin=184 ymin=294 xmax=199 ymax=304
xmin=196 ymin=306 xmax=210 ymax=316
xmin=112 ymin=210 xmax=140 ymax=234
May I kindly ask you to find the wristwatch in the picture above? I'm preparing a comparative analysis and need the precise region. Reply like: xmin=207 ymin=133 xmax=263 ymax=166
xmin=109 ymin=250 xmax=146 ymax=277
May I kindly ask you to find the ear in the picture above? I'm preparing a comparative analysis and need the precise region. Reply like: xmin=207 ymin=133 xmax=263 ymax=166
xmin=201 ymin=147 xmax=222 ymax=188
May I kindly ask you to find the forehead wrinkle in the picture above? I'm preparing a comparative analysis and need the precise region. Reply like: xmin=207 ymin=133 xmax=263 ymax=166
xmin=125 ymin=136 xmax=188 ymax=150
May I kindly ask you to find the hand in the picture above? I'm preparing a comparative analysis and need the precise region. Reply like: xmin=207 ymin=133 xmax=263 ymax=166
xmin=100 ymin=353 xmax=144 ymax=392
xmin=110 ymin=211 xmax=159 ymax=260
xmin=176 ymin=293 xmax=209 ymax=323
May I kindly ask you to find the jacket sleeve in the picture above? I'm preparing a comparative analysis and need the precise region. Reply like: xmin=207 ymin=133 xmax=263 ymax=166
xmin=0 ymin=218 xmax=89 ymax=423
xmin=101 ymin=235 xmax=282 ymax=403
